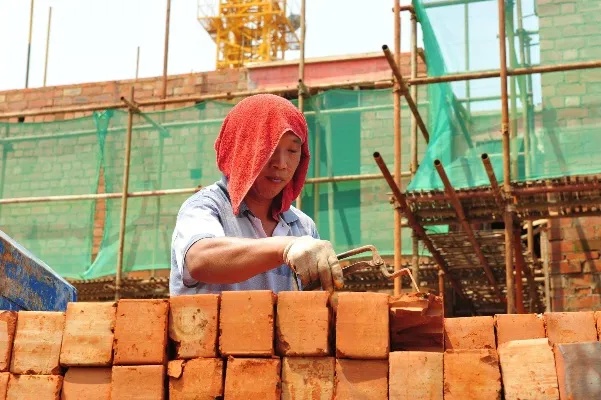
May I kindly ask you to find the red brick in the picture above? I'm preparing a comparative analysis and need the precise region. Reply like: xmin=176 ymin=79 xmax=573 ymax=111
xmin=0 ymin=312 xmax=17 ymax=372
xmin=443 ymin=350 xmax=502 ymax=400
xmin=498 ymin=338 xmax=559 ymax=400
xmin=275 ymin=291 xmax=331 ymax=356
xmin=60 ymin=302 xmax=116 ymax=367
xmin=111 ymin=365 xmax=165 ymax=400
xmin=444 ymin=316 xmax=496 ymax=350
xmin=494 ymin=313 xmax=546 ymax=345
xmin=168 ymin=294 xmax=219 ymax=359
xmin=544 ymin=311 xmax=597 ymax=344
xmin=389 ymin=292 xmax=444 ymax=352
xmin=62 ymin=367 xmax=111 ymax=400
xmin=335 ymin=359 xmax=388 ymax=399
xmin=6 ymin=375 xmax=63 ymax=400
xmin=389 ymin=351 xmax=443 ymax=400
xmin=335 ymin=292 xmax=390 ymax=359
xmin=0 ymin=373 xmax=8 ymax=399
xmin=554 ymin=341 xmax=601 ymax=399
xmin=10 ymin=311 xmax=65 ymax=375
xmin=223 ymin=357 xmax=281 ymax=400
xmin=113 ymin=299 xmax=168 ymax=365
xmin=596 ymin=311 xmax=601 ymax=338
xmin=219 ymin=291 xmax=275 ymax=357
xmin=281 ymin=357 xmax=335 ymax=400
xmin=168 ymin=358 xmax=223 ymax=400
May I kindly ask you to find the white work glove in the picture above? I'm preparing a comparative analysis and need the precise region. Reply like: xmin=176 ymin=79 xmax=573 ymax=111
xmin=283 ymin=236 xmax=344 ymax=292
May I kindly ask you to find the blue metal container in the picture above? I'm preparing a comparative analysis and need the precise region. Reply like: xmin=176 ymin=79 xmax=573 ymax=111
xmin=0 ymin=230 xmax=77 ymax=311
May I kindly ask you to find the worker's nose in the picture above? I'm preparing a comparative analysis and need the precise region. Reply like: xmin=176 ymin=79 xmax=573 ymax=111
xmin=270 ymin=148 xmax=288 ymax=170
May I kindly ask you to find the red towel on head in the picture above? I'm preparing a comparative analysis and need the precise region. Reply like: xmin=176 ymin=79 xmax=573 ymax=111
xmin=214 ymin=94 xmax=310 ymax=220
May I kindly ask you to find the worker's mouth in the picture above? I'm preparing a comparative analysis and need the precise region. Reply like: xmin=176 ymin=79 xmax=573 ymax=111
xmin=267 ymin=177 xmax=284 ymax=183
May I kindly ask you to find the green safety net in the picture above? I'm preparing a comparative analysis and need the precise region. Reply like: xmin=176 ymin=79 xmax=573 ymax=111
xmin=409 ymin=0 xmax=601 ymax=192
xmin=0 ymin=88 xmax=431 ymax=280
xmin=0 ymin=117 xmax=102 ymax=278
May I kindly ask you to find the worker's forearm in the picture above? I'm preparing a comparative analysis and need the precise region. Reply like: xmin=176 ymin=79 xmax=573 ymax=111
xmin=185 ymin=236 xmax=296 ymax=284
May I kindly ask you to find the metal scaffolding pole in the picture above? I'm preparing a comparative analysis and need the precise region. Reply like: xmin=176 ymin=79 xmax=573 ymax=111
xmin=392 ymin=0 xmax=402 ymax=295
xmin=115 ymin=87 xmax=136 ymax=301
xmin=498 ymin=0 xmax=516 ymax=314
xmin=410 ymin=9 xmax=420 ymax=284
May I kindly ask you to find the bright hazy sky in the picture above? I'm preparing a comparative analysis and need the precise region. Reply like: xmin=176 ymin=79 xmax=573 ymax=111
xmin=0 ymin=0 xmax=419 ymax=91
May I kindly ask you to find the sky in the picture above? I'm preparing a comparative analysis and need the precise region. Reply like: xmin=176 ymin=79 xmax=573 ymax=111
xmin=0 ymin=0 xmax=420 ymax=91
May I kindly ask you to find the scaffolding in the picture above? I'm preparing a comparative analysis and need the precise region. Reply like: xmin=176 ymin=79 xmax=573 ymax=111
xmin=1 ymin=0 xmax=601 ymax=315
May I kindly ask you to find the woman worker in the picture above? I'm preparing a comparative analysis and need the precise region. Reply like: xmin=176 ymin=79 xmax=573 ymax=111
xmin=170 ymin=94 xmax=344 ymax=295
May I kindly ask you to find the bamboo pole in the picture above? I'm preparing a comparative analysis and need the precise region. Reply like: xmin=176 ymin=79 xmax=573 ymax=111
xmin=374 ymin=151 xmax=467 ymax=298
xmin=410 ymin=11 xmax=420 ymax=283
xmin=513 ymin=226 xmax=526 ymax=313
xmin=408 ymin=60 xmax=601 ymax=86
xmin=115 ymin=87 xmax=135 ymax=301
xmin=435 ymin=159 xmax=502 ymax=298
xmin=498 ymin=0 xmax=516 ymax=314
xmin=0 ymin=79 xmax=395 ymax=120
xmin=296 ymin=0 xmax=306 ymax=211
xmin=507 ymin=0 xmax=519 ymax=180
xmin=25 ymin=0 xmax=34 ymax=89
xmin=162 ymin=0 xmax=171 ymax=100
xmin=0 ymin=173 xmax=407 ymax=205
xmin=43 ymin=7 xmax=52 ymax=87
xmin=383 ymin=44 xmax=430 ymax=143
xmin=393 ymin=0 xmax=402 ymax=295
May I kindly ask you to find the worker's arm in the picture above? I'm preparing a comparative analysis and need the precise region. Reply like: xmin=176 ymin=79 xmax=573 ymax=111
xmin=185 ymin=236 xmax=295 ymax=284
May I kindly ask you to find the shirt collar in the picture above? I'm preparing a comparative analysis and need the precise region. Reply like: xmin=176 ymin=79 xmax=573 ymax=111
xmin=216 ymin=175 xmax=299 ymax=223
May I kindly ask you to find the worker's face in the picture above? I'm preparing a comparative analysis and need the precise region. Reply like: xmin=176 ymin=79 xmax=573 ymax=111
xmin=249 ymin=131 xmax=302 ymax=202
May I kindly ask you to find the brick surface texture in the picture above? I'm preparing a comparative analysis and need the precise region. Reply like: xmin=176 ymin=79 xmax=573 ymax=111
xmin=113 ymin=299 xmax=168 ymax=365
xmin=223 ymin=357 xmax=281 ymax=400
xmin=110 ymin=365 xmax=165 ymax=400
xmin=335 ymin=359 xmax=388 ymax=399
xmin=554 ymin=341 xmax=601 ymax=399
xmin=335 ymin=292 xmax=390 ymax=359
xmin=6 ymin=374 xmax=63 ymax=400
xmin=276 ymin=291 xmax=331 ymax=356
xmin=281 ymin=357 xmax=335 ymax=400
xmin=443 ymin=349 xmax=502 ymax=400
xmin=497 ymin=338 xmax=559 ymax=400
xmin=168 ymin=294 xmax=219 ymax=359
xmin=0 ymin=312 xmax=17 ymax=372
xmin=10 ymin=311 xmax=65 ymax=375
xmin=3 ymin=293 xmax=601 ymax=397
xmin=167 ymin=358 xmax=223 ymax=400
xmin=60 ymin=302 xmax=116 ymax=367
xmin=389 ymin=351 xmax=443 ymax=400
xmin=61 ymin=367 xmax=111 ymax=400
xmin=537 ymin=0 xmax=601 ymax=312
xmin=494 ymin=313 xmax=546 ymax=345
xmin=219 ymin=290 xmax=275 ymax=356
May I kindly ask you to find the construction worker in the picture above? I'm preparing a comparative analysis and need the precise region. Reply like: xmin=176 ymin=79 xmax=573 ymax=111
xmin=170 ymin=94 xmax=344 ymax=296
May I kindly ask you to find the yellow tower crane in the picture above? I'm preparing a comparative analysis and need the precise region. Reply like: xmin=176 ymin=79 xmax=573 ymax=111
xmin=197 ymin=0 xmax=301 ymax=70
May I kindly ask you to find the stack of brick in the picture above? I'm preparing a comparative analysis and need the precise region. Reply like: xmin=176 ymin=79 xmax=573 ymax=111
xmin=2 ymin=294 xmax=601 ymax=399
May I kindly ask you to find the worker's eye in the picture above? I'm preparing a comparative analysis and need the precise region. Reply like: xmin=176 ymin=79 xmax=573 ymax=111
xmin=288 ymin=148 xmax=300 ymax=154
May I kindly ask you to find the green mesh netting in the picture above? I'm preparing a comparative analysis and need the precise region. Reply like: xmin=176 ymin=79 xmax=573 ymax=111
xmin=409 ymin=0 xmax=601 ymax=191
xmin=0 ymin=117 xmax=102 ymax=278
xmin=0 ymin=88 xmax=431 ymax=280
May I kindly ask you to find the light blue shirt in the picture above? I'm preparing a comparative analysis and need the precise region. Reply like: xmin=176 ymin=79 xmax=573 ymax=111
xmin=170 ymin=176 xmax=319 ymax=295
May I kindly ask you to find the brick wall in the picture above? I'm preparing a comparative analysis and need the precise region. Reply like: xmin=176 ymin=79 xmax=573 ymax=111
xmin=538 ymin=0 xmax=601 ymax=311
xmin=0 ymin=54 xmax=426 ymax=280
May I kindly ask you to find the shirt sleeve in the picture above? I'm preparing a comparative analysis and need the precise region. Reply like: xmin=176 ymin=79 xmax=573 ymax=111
xmin=172 ymin=198 xmax=225 ymax=287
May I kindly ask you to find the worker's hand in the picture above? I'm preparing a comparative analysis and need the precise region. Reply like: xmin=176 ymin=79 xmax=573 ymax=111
xmin=283 ymin=236 xmax=344 ymax=292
